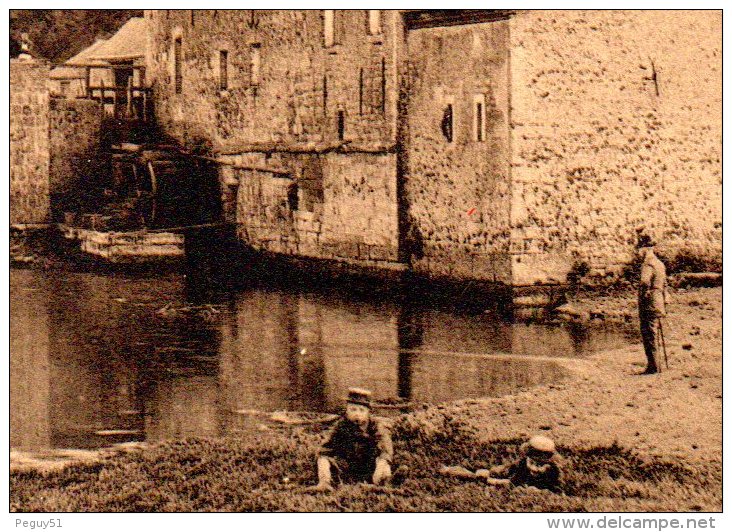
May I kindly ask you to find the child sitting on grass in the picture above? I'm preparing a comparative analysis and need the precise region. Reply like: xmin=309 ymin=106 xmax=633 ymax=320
xmin=306 ymin=388 xmax=393 ymax=492
xmin=440 ymin=435 xmax=563 ymax=493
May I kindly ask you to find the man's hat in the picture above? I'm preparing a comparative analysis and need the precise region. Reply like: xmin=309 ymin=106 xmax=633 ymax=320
xmin=346 ymin=387 xmax=372 ymax=407
xmin=636 ymin=234 xmax=655 ymax=249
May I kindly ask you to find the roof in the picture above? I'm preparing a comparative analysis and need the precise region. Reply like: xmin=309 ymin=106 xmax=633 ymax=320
xmin=88 ymin=17 xmax=147 ymax=61
xmin=49 ymin=39 xmax=108 ymax=79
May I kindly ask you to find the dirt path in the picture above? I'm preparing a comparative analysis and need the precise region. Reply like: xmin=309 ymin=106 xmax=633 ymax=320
xmin=430 ymin=286 xmax=721 ymax=464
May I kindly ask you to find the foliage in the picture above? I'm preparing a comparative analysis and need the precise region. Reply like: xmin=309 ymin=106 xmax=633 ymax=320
xmin=10 ymin=10 xmax=142 ymax=64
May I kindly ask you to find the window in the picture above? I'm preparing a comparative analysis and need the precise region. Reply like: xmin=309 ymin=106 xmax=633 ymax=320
xmin=473 ymin=94 xmax=486 ymax=142
xmin=323 ymin=10 xmax=343 ymax=47
xmin=441 ymin=103 xmax=454 ymax=143
xmin=337 ymin=110 xmax=345 ymax=141
xmin=322 ymin=75 xmax=328 ymax=115
xmin=324 ymin=10 xmax=335 ymax=47
xmin=368 ymin=10 xmax=381 ymax=35
xmin=174 ymin=37 xmax=182 ymax=94
xmin=60 ymin=81 xmax=70 ymax=96
xmin=380 ymin=57 xmax=386 ymax=115
xmin=358 ymin=68 xmax=364 ymax=115
xmin=219 ymin=50 xmax=228 ymax=90
xmin=250 ymin=43 xmax=261 ymax=86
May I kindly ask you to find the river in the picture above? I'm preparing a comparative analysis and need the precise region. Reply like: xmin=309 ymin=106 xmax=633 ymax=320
xmin=10 ymin=268 xmax=635 ymax=451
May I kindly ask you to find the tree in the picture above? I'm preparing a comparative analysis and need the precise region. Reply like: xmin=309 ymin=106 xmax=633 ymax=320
xmin=10 ymin=9 xmax=142 ymax=63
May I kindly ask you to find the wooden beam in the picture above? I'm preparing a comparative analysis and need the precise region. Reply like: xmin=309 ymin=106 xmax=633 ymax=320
xmin=403 ymin=10 xmax=513 ymax=30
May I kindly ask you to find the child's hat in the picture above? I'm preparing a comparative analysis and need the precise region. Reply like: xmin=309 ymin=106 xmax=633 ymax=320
xmin=522 ymin=435 xmax=557 ymax=455
xmin=347 ymin=387 xmax=372 ymax=407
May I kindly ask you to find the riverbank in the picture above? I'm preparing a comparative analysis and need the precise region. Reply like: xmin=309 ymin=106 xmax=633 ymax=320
xmin=10 ymin=286 xmax=721 ymax=511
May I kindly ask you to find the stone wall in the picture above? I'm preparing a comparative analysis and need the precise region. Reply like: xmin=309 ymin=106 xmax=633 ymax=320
xmin=401 ymin=20 xmax=512 ymax=283
xmin=10 ymin=59 xmax=51 ymax=225
xmin=227 ymin=151 xmax=399 ymax=265
xmin=145 ymin=10 xmax=722 ymax=285
xmin=49 ymin=98 xmax=104 ymax=219
xmin=146 ymin=9 xmax=402 ymax=267
xmin=509 ymin=10 xmax=722 ymax=283
xmin=146 ymin=10 xmax=398 ymax=151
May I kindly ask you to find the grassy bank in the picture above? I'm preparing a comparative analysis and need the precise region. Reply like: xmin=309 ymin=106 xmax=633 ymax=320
xmin=10 ymin=286 xmax=722 ymax=512
xmin=10 ymin=414 xmax=720 ymax=512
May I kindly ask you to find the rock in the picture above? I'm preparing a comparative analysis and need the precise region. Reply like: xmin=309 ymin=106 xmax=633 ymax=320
xmin=670 ymin=272 xmax=722 ymax=288
xmin=553 ymin=303 xmax=590 ymax=322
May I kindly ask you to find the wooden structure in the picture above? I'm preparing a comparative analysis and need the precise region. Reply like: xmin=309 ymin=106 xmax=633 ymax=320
xmin=73 ymin=63 xmax=152 ymax=121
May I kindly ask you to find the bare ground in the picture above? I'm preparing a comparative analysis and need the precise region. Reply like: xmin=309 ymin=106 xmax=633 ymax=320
xmin=422 ymin=286 xmax=722 ymax=464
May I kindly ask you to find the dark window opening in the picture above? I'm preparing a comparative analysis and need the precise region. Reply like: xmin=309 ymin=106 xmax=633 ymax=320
xmin=337 ymin=110 xmax=345 ymax=141
xmin=287 ymin=182 xmax=299 ymax=212
xmin=441 ymin=104 xmax=453 ymax=142
xmin=174 ymin=37 xmax=183 ymax=94
xmin=300 ymin=156 xmax=325 ymax=212
xmin=323 ymin=75 xmax=328 ymax=115
xmin=190 ymin=10 xmax=195 ymax=27
xmin=219 ymin=50 xmax=228 ymax=90
xmin=359 ymin=68 xmax=364 ymax=115
xmin=380 ymin=57 xmax=387 ymax=115
xmin=476 ymin=102 xmax=483 ymax=141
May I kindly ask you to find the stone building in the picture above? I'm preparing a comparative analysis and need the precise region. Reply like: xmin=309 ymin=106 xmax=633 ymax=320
xmin=144 ymin=9 xmax=721 ymax=286
xmin=11 ymin=54 xmax=104 ymax=225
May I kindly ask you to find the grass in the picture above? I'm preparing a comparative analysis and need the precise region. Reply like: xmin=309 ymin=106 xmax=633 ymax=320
xmin=10 ymin=412 xmax=721 ymax=512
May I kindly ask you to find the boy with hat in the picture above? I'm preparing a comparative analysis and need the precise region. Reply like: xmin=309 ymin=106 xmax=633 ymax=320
xmin=309 ymin=388 xmax=393 ymax=492
xmin=636 ymin=233 xmax=668 ymax=374
xmin=440 ymin=435 xmax=563 ymax=493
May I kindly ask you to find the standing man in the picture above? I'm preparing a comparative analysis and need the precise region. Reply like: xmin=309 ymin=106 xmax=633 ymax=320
xmin=637 ymin=234 xmax=668 ymax=374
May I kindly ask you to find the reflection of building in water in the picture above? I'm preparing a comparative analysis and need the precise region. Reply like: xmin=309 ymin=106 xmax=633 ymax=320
xmin=407 ymin=355 xmax=566 ymax=404
xmin=11 ymin=268 xmax=628 ymax=451
xmin=314 ymin=301 xmax=400 ymax=409
xmin=45 ymin=273 xmax=145 ymax=449
xmin=10 ymin=272 xmax=51 ymax=451
xmin=10 ymin=269 xmax=228 ymax=450
xmin=144 ymin=374 xmax=221 ymax=442
xmin=219 ymin=292 xmax=400 ymax=414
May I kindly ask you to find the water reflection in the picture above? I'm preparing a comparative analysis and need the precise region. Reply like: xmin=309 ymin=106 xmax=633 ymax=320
xmin=10 ymin=269 xmax=634 ymax=451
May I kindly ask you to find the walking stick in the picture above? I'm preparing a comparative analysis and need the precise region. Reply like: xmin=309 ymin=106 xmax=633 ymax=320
xmin=658 ymin=318 xmax=669 ymax=369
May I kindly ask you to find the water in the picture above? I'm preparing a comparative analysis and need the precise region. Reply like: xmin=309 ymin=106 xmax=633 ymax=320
xmin=10 ymin=268 xmax=635 ymax=451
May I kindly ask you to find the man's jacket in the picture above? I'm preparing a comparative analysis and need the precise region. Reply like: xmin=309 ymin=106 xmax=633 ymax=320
xmin=639 ymin=253 xmax=668 ymax=316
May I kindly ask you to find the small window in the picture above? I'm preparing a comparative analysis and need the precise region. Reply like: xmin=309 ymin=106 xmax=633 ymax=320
xmin=358 ymin=68 xmax=364 ymax=115
xmin=324 ymin=10 xmax=335 ymax=47
xmin=250 ymin=43 xmax=261 ymax=86
xmin=441 ymin=103 xmax=453 ymax=143
xmin=337 ymin=110 xmax=345 ymax=141
xmin=174 ymin=37 xmax=183 ymax=94
xmin=219 ymin=50 xmax=228 ymax=90
xmin=322 ymin=75 xmax=328 ymax=115
xmin=473 ymin=94 xmax=486 ymax=142
xmin=368 ymin=10 xmax=381 ymax=35
xmin=60 ymin=81 xmax=70 ymax=96
xmin=380 ymin=57 xmax=386 ymax=115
